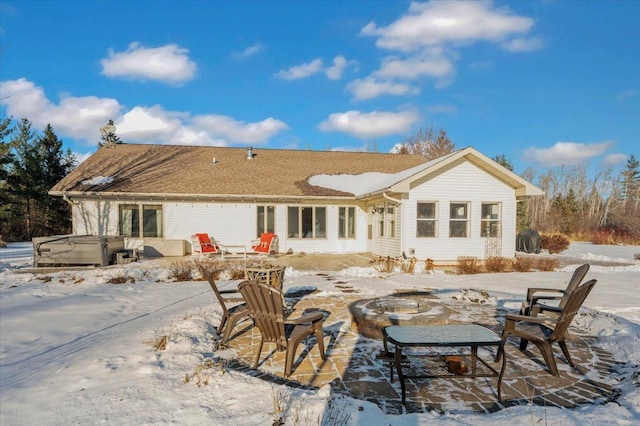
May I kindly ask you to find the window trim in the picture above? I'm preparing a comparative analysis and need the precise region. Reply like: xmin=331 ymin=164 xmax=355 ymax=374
xmin=481 ymin=202 xmax=502 ymax=238
xmin=287 ymin=206 xmax=327 ymax=239
xmin=338 ymin=206 xmax=356 ymax=239
xmin=256 ymin=205 xmax=275 ymax=238
xmin=119 ymin=203 xmax=163 ymax=238
xmin=416 ymin=201 xmax=438 ymax=238
xmin=449 ymin=201 xmax=470 ymax=238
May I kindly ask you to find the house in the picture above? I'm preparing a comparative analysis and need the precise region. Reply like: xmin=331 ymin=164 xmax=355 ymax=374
xmin=49 ymin=144 xmax=542 ymax=262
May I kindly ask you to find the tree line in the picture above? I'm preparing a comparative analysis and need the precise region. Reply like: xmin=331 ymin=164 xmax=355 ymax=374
xmin=1 ymin=117 xmax=77 ymax=242
xmin=1 ymin=119 xmax=638 ymax=244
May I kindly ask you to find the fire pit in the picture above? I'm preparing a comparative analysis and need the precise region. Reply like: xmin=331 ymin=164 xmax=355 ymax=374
xmin=349 ymin=292 xmax=455 ymax=339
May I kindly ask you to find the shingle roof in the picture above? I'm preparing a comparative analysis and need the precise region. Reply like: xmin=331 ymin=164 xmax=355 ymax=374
xmin=50 ymin=144 xmax=429 ymax=198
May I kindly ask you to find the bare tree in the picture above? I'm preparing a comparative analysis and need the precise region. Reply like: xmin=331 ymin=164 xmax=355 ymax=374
xmin=395 ymin=126 xmax=455 ymax=160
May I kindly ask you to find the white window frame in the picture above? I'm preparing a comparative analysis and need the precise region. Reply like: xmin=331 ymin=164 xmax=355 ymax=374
xmin=119 ymin=204 xmax=163 ymax=238
xmin=256 ymin=205 xmax=275 ymax=237
xmin=449 ymin=202 xmax=469 ymax=238
xmin=416 ymin=201 xmax=437 ymax=238
xmin=287 ymin=206 xmax=327 ymax=239
xmin=481 ymin=202 xmax=502 ymax=237
xmin=338 ymin=206 xmax=356 ymax=239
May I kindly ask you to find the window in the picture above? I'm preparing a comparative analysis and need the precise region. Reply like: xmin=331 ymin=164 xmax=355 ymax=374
xmin=481 ymin=203 xmax=501 ymax=237
xmin=287 ymin=206 xmax=326 ymax=238
xmin=387 ymin=204 xmax=396 ymax=238
xmin=119 ymin=204 xmax=163 ymax=238
xmin=449 ymin=202 xmax=469 ymax=238
xmin=417 ymin=202 xmax=437 ymax=237
xmin=257 ymin=205 xmax=275 ymax=237
xmin=339 ymin=207 xmax=356 ymax=239
xmin=377 ymin=205 xmax=385 ymax=236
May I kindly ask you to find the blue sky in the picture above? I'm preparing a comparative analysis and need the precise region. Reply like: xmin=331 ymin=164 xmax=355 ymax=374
xmin=1 ymin=1 xmax=638 ymax=173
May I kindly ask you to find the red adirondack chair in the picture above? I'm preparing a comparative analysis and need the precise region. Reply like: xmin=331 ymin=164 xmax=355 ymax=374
xmin=191 ymin=233 xmax=220 ymax=255
xmin=251 ymin=232 xmax=278 ymax=255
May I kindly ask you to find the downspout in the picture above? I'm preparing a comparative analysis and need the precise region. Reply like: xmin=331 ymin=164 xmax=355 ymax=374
xmin=382 ymin=192 xmax=404 ymax=256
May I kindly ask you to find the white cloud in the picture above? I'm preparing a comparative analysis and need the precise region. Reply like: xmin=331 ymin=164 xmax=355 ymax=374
xmin=325 ymin=56 xmax=349 ymax=80
xmin=375 ymin=49 xmax=455 ymax=80
xmin=318 ymin=110 xmax=419 ymax=139
xmin=191 ymin=114 xmax=289 ymax=144
xmin=603 ymin=153 xmax=628 ymax=165
xmin=275 ymin=58 xmax=324 ymax=80
xmin=232 ymin=43 xmax=263 ymax=60
xmin=501 ymin=36 xmax=544 ymax=52
xmin=360 ymin=1 xmax=536 ymax=52
xmin=0 ymin=78 xmax=288 ymax=147
xmin=73 ymin=151 xmax=93 ymax=164
xmin=0 ymin=78 xmax=121 ymax=141
xmin=617 ymin=89 xmax=637 ymax=102
xmin=346 ymin=77 xmax=419 ymax=101
xmin=100 ymin=42 xmax=197 ymax=85
xmin=523 ymin=141 xmax=616 ymax=166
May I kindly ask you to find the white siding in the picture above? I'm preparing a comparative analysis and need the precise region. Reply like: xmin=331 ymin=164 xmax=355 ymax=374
xmin=71 ymin=200 xmax=370 ymax=255
xmin=402 ymin=159 xmax=517 ymax=262
xmin=72 ymin=200 xmax=119 ymax=236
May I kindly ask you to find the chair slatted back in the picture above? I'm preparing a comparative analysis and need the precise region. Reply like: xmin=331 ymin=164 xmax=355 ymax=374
xmin=559 ymin=264 xmax=590 ymax=309
xmin=239 ymin=281 xmax=287 ymax=350
xmin=550 ymin=279 xmax=597 ymax=342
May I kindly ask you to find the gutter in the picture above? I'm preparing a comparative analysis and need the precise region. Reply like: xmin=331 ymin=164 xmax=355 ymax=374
xmin=49 ymin=190 xmax=357 ymax=203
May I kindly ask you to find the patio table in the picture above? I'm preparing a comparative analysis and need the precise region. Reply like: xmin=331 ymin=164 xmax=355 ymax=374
xmin=382 ymin=324 xmax=506 ymax=405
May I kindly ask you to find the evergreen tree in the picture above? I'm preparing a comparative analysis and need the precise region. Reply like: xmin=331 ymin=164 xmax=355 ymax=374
xmin=492 ymin=154 xmax=514 ymax=171
xmin=621 ymin=154 xmax=640 ymax=206
xmin=3 ymin=119 xmax=76 ymax=240
xmin=0 ymin=116 xmax=15 ymax=239
xmin=36 ymin=124 xmax=77 ymax=235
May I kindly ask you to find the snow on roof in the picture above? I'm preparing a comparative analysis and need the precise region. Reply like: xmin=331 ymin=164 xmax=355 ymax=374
xmin=308 ymin=156 xmax=444 ymax=197
xmin=81 ymin=176 xmax=114 ymax=186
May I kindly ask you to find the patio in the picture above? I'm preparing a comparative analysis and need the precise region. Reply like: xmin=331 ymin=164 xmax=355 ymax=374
xmin=218 ymin=274 xmax=620 ymax=414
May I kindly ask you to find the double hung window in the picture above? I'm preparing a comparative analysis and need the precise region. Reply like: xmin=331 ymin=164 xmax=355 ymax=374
xmin=417 ymin=202 xmax=437 ymax=237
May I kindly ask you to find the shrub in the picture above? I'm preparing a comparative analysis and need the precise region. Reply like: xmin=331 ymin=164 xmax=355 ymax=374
xmin=540 ymin=233 xmax=571 ymax=254
xmin=591 ymin=230 xmax=615 ymax=245
xmin=401 ymin=257 xmax=417 ymax=274
xmin=424 ymin=258 xmax=434 ymax=272
xmin=535 ymin=258 xmax=559 ymax=271
xmin=456 ymin=256 xmax=481 ymax=274
xmin=107 ymin=275 xmax=133 ymax=284
xmin=370 ymin=256 xmax=400 ymax=273
xmin=513 ymin=257 xmax=534 ymax=272
xmin=484 ymin=257 xmax=512 ymax=273
xmin=170 ymin=260 xmax=195 ymax=281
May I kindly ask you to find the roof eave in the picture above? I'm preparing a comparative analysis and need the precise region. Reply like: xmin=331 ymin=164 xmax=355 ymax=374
xmin=49 ymin=190 xmax=357 ymax=202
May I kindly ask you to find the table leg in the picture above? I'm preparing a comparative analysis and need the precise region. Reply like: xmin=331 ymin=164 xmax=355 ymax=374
xmin=471 ymin=345 xmax=478 ymax=379
xmin=497 ymin=343 xmax=506 ymax=401
xmin=395 ymin=346 xmax=406 ymax=405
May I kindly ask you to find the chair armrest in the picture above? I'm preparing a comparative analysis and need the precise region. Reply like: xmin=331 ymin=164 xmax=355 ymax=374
xmin=285 ymin=311 xmax=324 ymax=324
xmin=505 ymin=313 xmax=555 ymax=326
xmin=535 ymin=304 xmax=563 ymax=314
xmin=526 ymin=287 xmax=565 ymax=299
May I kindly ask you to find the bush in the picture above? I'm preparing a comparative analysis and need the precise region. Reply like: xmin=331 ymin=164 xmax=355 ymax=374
xmin=169 ymin=260 xmax=195 ymax=281
xmin=513 ymin=257 xmax=534 ymax=272
xmin=456 ymin=256 xmax=481 ymax=274
xmin=591 ymin=230 xmax=615 ymax=245
xmin=483 ymin=257 xmax=512 ymax=273
xmin=540 ymin=233 xmax=571 ymax=254
xmin=535 ymin=258 xmax=559 ymax=271
xmin=370 ymin=256 xmax=400 ymax=273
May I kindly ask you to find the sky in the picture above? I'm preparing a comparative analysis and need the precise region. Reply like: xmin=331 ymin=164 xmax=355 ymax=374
xmin=1 ymin=242 xmax=639 ymax=424
xmin=1 ymin=0 xmax=639 ymax=173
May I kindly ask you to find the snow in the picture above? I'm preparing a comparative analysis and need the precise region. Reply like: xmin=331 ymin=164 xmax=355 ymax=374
xmin=1 ymin=242 xmax=639 ymax=425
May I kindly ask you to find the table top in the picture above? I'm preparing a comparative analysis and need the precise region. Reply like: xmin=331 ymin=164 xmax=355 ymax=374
xmin=384 ymin=324 xmax=501 ymax=347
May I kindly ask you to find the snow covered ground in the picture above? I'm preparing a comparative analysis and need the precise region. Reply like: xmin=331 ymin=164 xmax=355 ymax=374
xmin=1 ymin=242 xmax=638 ymax=425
